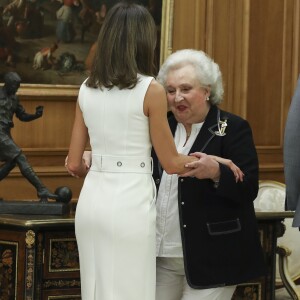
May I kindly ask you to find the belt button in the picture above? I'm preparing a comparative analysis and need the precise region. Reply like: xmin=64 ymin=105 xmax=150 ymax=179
xmin=117 ymin=161 xmax=122 ymax=167
xmin=140 ymin=162 xmax=145 ymax=168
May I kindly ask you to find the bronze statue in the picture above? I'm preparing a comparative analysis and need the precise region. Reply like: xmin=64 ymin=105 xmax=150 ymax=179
xmin=0 ymin=72 xmax=71 ymax=213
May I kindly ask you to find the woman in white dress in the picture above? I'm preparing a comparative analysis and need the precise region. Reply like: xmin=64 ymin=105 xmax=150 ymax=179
xmin=66 ymin=2 xmax=197 ymax=300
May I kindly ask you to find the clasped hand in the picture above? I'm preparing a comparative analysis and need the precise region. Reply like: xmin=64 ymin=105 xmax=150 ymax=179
xmin=181 ymin=152 xmax=244 ymax=182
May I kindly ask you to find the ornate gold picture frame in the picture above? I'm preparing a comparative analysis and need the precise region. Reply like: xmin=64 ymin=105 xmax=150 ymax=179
xmin=1 ymin=0 xmax=175 ymax=98
xmin=159 ymin=0 xmax=174 ymax=65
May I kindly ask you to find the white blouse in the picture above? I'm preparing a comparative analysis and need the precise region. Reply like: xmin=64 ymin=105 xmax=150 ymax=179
xmin=156 ymin=122 xmax=204 ymax=257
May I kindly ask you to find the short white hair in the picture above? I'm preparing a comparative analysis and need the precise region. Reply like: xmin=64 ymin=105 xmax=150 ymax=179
xmin=157 ymin=49 xmax=224 ymax=105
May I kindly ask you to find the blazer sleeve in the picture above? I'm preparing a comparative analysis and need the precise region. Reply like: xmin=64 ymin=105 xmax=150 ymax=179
xmin=215 ymin=116 xmax=259 ymax=205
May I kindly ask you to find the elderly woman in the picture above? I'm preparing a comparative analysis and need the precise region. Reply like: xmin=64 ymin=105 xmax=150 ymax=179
xmin=154 ymin=49 xmax=266 ymax=300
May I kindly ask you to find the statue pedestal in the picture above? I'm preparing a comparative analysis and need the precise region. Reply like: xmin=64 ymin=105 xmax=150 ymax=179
xmin=0 ymin=199 xmax=70 ymax=215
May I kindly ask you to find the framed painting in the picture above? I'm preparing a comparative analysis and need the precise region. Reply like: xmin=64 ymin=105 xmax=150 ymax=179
xmin=0 ymin=0 xmax=174 ymax=93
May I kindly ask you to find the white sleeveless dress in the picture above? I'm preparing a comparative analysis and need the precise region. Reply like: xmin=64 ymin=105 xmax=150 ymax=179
xmin=75 ymin=75 xmax=156 ymax=300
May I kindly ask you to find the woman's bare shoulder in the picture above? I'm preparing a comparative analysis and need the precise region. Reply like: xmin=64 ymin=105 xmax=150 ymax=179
xmin=146 ymin=78 xmax=166 ymax=98
xmin=144 ymin=79 xmax=167 ymax=116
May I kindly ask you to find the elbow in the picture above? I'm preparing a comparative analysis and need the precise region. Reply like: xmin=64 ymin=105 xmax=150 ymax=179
xmin=164 ymin=168 xmax=176 ymax=175
xmin=161 ymin=157 xmax=185 ymax=175
xmin=162 ymin=164 xmax=179 ymax=175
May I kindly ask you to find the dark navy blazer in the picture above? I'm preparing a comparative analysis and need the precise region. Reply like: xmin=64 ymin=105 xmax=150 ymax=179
xmin=152 ymin=105 xmax=266 ymax=288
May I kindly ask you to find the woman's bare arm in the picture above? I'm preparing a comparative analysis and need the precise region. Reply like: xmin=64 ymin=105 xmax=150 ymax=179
xmin=144 ymin=80 xmax=197 ymax=174
xmin=66 ymin=101 xmax=89 ymax=178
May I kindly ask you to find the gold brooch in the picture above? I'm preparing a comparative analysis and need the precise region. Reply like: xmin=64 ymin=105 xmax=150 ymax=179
xmin=215 ymin=119 xmax=227 ymax=136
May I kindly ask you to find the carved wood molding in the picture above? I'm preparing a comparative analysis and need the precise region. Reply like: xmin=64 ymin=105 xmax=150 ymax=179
xmin=17 ymin=85 xmax=79 ymax=101
xmin=259 ymin=163 xmax=284 ymax=172
xmin=160 ymin=0 xmax=174 ymax=65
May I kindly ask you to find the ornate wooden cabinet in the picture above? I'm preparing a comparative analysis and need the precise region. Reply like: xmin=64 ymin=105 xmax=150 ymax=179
xmin=0 ymin=214 xmax=81 ymax=300
xmin=0 ymin=212 xmax=294 ymax=300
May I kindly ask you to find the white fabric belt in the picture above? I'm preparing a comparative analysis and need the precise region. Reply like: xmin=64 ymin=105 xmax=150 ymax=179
xmin=90 ymin=155 xmax=153 ymax=174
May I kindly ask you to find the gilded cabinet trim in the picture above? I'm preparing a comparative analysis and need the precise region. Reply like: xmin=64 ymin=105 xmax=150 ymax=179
xmin=25 ymin=230 xmax=36 ymax=300
xmin=48 ymin=296 xmax=81 ymax=300
xmin=0 ymin=240 xmax=18 ymax=300
xmin=25 ymin=230 xmax=35 ymax=248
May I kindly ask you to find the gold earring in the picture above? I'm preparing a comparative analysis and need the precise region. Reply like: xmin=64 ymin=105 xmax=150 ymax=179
xmin=206 ymin=96 xmax=210 ymax=101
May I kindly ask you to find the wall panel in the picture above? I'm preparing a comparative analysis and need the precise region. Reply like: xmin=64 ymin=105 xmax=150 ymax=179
xmin=247 ymin=0 xmax=285 ymax=146
xmin=247 ymin=0 xmax=297 ymax=179
xmin=2 ymin=0 xmax=300 ymax=201
xmin=173 ymin=0 xmax=206 ymax=50
xmin=12 ymin=98 xmax=75 ymax=149
xmin=171 ymin=0 xmax=300 ymax=182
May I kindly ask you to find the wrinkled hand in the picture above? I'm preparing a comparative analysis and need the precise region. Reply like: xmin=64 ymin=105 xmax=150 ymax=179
xmin=181 ymin=152 xmax=244 ymax=183
xmin=35 ymin=106 xmax=44 ymax=117
xmin=181 ymin=152 xmax=221 ymax=180
xmin=208 ymin=155 xmax=244 ymax=182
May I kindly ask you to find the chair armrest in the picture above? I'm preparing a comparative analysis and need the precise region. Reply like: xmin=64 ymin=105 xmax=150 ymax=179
xmin=277 ymin=245 xmax=292 ymax=257
xmin=276 ymin=246 xmax=300 ymax=300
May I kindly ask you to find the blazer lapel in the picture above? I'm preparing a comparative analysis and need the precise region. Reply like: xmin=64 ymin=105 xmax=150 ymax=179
xmin=189 ymin=105 xmax=220 ymax=154
xmin=167 ymin=105 xmax=226 ymax=158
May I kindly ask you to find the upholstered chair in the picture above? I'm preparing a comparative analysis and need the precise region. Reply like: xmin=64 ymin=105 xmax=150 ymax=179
xmin=254 ymin=180 xmax=300 ymax=300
